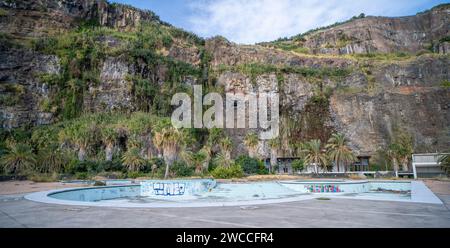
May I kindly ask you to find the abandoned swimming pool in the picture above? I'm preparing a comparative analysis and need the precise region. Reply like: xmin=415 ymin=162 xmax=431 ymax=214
xmin=25 ymin=179 xmax=443 ymax=208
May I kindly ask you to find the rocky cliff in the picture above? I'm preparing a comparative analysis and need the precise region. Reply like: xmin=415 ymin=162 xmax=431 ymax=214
xmin=0 ymin=0 xmax=449 ymax=158
xmin=0 ymin=0 xmax=162 ymax=37
xmin=261 ymin=4 xmax=450 ymax=55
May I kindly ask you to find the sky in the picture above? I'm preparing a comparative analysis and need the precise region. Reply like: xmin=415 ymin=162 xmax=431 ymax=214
xmin=111 ymin=0 xmax=449 ymax=44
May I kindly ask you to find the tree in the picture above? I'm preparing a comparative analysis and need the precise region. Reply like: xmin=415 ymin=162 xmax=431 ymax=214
xmin=219 ymin=136 xmax=233 ymax=163
xmin=199 ymin=145 xmax=212 ymax=172
xmin=387 ymin=131 xmax=414 ymax=176
xmin=326 ymin=133 xmax=356 ymax=172
xmin=101 ymin=127 xmax=117 ymax=161
xmin=302 ymin=139 xmax=328 ymax=174
xmin=59 ymin=121 xmax=97 ymax=161
xmin=387 ymin=143 xmax=401 ymax=176
xmin=152 ymin=126 xmax=184 ymax=179
xmin=395 ymin=132 xmax=414 ymax=172
xmin=1 ymin=140 xmax=36 ymax=174
xmin=244 ymin=132 xmax=259 ymax=158
xmin=213 ymin=152 xmax=234 ymax=168
xmin=268 ymin=138 xmax=280 ymax=173
xmin=181 ymin=150 xmax=208 ymax=174
xmin=37 ymin=146 xmax=68 ymax=173
xmin=207 ymin=127 xmax=223 ymax=146
xmin=121 ymin=147 xmax=146 ymax=172
xmin=125 ymin=112 xmax=156 ymax=159
xmin=152 ymin=131 xmax=163 ymax=158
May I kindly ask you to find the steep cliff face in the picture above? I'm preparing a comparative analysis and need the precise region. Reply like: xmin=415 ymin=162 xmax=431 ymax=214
xmin=303 ymin=5 xmax=449 ymax=55
xmin=0 ymin=0 xmax=162 ymax=37
xmin=0 ymin=47 xmax=60 ymax=128
xmin=0 ymin=0 xmax=449 ymax=158
xmin=206 ymin=35 xmax=449 ymax=155
xmin=205 ymin=37 xmax=354 ymax=68
xmin=262 ymin=4 xmax=450 ymax=55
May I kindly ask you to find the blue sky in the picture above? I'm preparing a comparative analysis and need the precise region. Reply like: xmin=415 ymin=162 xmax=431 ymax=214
xmin=111 ymin=0 xmax=449 ymax=44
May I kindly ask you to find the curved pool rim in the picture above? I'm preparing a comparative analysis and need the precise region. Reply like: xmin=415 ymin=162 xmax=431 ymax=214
xmin=25 ymin=185 xmax=319 ymax=208
xmin=24 ymin=180 xmax=443 ymax=208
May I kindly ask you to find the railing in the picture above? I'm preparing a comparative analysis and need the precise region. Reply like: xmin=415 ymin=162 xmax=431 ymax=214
xmin=412 ymin=154 xmax=441 ymax=164
xmin=412 ymin=153 xmax=449 ymax=179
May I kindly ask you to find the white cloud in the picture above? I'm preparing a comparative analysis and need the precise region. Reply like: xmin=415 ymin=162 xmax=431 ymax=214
xmin=187 ymin=0 xmax=433 ymax=44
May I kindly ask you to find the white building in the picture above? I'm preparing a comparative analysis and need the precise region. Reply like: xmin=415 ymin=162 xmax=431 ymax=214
xmin=412 ymin=153 xmax=448 ymax=179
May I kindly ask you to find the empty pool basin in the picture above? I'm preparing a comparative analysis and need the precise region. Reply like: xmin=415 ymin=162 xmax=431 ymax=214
xmin=25 ymin=180 xmax=442 ymax=208
xmin=49 ymin=179 xmax=216 ymax=202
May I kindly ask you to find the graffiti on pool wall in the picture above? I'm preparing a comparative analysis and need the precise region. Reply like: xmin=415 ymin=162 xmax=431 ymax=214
xmin=153 ymin=183 xmax=186 ymax=196
xmin=304 ymin=184 xmax=342 ymax=193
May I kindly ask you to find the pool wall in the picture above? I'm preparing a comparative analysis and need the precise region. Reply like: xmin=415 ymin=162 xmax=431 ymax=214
xmin=280 ymin=180 xmax=411 ymax=193
xmin=140 ymin=179 xmax=216 ymax=196
xmin=49 ymin=185 xmax=140 ymax=202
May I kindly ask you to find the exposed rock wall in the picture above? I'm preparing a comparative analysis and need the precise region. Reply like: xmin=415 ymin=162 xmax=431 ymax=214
xmin=205 ymin=37 xmax=354 ymax=68
xmin=301 ymin=5 xmax=449 ymax=55
xmin=0 ymin=0 xmax=162 ymax=37
xmin=0 ymin=48 xmax=60 ymax=128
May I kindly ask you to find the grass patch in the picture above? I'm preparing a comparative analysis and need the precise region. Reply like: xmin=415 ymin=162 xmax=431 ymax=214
xmin=334 ymin=86 xmax=365 ymax=95
xmin=265 ymin=41 xmax=310 ymax=54
xmin=316 ymin=197 xmax=331 ymax=201
xmin=351 ymin=52 xmax=413 ymax=61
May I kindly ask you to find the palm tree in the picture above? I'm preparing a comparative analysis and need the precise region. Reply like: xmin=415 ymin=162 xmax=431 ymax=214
xmin=127 ymin=133 xmax=143 ymax=149
xmin=122 ymin=147 xmax=146 ymax=172
xmin=1 ymin=141 xmax=36 ymax=174
xmin=207 ymin=127 xmax=223 ymax=146
xmin=37 ymin=146 xmax=68 ymax=173
xmin=214 ymin=152 xmax=234 ymax=168
xmin=219 ymin=136 xmax=233 ymax=162
xmin=125 ymin=112 xmax=156 ymax=159
xmin=395 ymin=133 xmax=414 ymax=172
xmin=181 ymin=150 xmax=208 ymax=174
xmin=268 ymin=138 xmax=280 ymax=173
xmin=387 ymin=143 xmax=401 ymax=177
xmin=302 ymin=139 xmax=328 ymax=174
xmin=244 ymin=132 xmax=259 ymax=158
xmin=59 ymin=122 xmax=96 ymax=161
xmin=101 ymin=127 xmax=117 ymax=161
xmin=326 ymin=133 xmax=356 ymax=172
xmin=152 ymin=126 xmax=183 ymax=178
xmin=199 ymin=145 xmax=212 ymax=172
xmin=152 ymin=131 xmax=164 ymax=158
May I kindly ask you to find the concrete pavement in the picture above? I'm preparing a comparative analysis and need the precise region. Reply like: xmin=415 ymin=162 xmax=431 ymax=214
xmin=1 ymin=193 xmax=449 ymax=227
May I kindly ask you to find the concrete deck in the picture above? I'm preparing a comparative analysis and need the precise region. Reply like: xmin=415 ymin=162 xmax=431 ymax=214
xmin=1 ymin=193 xmax=449 ymax=227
